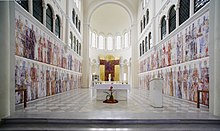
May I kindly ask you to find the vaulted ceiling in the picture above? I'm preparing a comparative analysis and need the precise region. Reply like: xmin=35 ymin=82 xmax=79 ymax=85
xmin=83 ymin=0 xmax=139 ymax=35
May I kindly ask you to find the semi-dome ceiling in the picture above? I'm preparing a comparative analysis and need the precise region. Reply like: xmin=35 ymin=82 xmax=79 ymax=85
xmin=90 ymin=3 xmax=131 ymax=35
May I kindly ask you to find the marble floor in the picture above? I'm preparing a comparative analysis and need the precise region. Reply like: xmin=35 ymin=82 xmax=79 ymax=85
xmin=16 ymin=88 xmax=209 ymax=114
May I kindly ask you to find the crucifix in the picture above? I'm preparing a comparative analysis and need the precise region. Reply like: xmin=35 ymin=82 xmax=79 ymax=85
xmin=100 ymin=59 xmax=120 ymax=81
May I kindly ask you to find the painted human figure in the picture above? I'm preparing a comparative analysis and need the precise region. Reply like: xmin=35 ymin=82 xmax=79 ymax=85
xmin=200 ymin=60 xmax=209 ymax=105
xmin=184 ymin=28 xmax=190 ymax=62
xmin=23 ymin=19 xmax=30 ymax=58
xmin=162 ymin=44 xmax=166 ymax=67
xmin=183 ymin=65 xmax=189 ymax=99
xmin=203 ymin=14 xmax=209 ymax=57
xmin=55 ymin=69 xmax=59 ymax=94
xmin=51 ymin=68 xmax=56 ymax=95
xmin=70 ymin=75 xmax=74 ymax=90
xmin=192 ymin=23 xmax=197 ymax=59
xmin=177 ymin=66 xmax=182 ymax=98
xmin=29 ymin=24 xmax=36 ymax=60
xmin=30 ymin=63 xmax=37 ymax=100
xmin=38 ymin=31 xmax=42 ymax=62
xmin=34 ymin=27 xmax=39 ymax=60
xmin=46 ymin=67 xmax=51 ymax=96
xmin=43 ymin=34 xmax=47 ymax=63
xmin=169 ymin=68 xmax=174 ymax=96
xmin=15 ymin=59 xmax=22 ymax=104
xmin=26 ymin=62 xmax=32 ymax=101
xmin=167 ymin=41 xmax=172 ymax=66
xmin=192 ymin=64 xmax=199 ymax=102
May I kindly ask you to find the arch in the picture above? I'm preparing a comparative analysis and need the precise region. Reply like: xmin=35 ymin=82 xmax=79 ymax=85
xmin=107 ymin=35 xmax=113 ymax=50
xmin=140 ymin=43 xmax=142 ymax=56
xmin=168 ymin=5 xmax=176 ymax=33
xmin=33 ymin=0 xmax=43 ymax=23
xmin=142 ymin=40 xmax=145 ymax=55
xmin=78 ymin=20 xmax=81 ymax=32
xmin=76 ymin=39 xmax=79 ymax=54
xmin=46 ymin=4 xmax=53 ymax=32
xmin=73 ymin=36 xmax=76 ymax=51
xmin=87 ymin=0 xmax=134 ymax=25
xmin=161 ymin=15 xmax=166 ymax=40
xmin=55 ymin=15 xmax=61 ymax=38
xmin=72 ymin=8 xmax=76 ymax=24
xmin=148 ymin=32 xmax=152 ymax=49
xmin=70 ymin=32 xmax=73 ymax=49
xmin=179 ymin=0 xmax=190 ymax=25
xmin=145 ymin=36 xmax=148 ymax=52
xmin=146 ymin=9 xmax=149 ymax=24
xmin=76 ymin=15 xmax=78 ymax=29
xmin=194 ymin=0 xmax=210 ymax=13
xmin=143 ymin=15 xmax=146 ymax=28
xmin=98 ymin=35 xmax=105 ymax=49
xmin=140 ymin=20 xmax=143 ymax=33
xmin=16 ymin=0 xmax=28 ymax=12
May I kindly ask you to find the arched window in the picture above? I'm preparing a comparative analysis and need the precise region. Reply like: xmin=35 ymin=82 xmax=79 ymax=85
xmin=142 ymin=40 xmax=145 ymax=55
xmin=46 ymin=4 xmax=53 ymax=32
xmin=179 ymin=0 xmax=190 ymax=25
xmin=124 ymin=33 xmax=129 ymax=48
xmin=107 ymin=36 xmax=113 ymax=50
xmin=116 ymin=36 xmax=121 ymax=50
xmin=98 ymin=35 xmax=104 ymax=49
xmin=16 ymin=0 xmax=28 ymax=12
xmin=143 ymin=15 xmax=146 ymax=28
xmin=33 ymin=0 xmax=43 ymax=23
xmin=140 ymin=20 xmax=143 ymax=33
xmin=194 ymin=0 xmax=210 ymax=13
xmin=76 ymin=40 xmax=79 ymax=54
xmin=148 ymin=32 xmax=152 ymax=49
xmin=76 ymin=15 xmax=78 ymax=28
xmin=69 ymin=32 xmax=73 ymax=48
xmin=78 ymin=20 xmax=81 ymax=33
xmin=146 ymin=9 xmax=149 ymax=24
xmin=145 ymin=36 xmax=148 ymax=52
xmin=74 ymin=36 xmax=76 ymax=51
xmin=161 ymin=16 xmax=166 ymax=40
xmin=91 ymin=32 xmax=96 ymax=48
xmin=79 ymin=43 xmax=81 ymax=56
xmin=55 ymin=15 xmax=61 ymax=38
xmin=169 ymin=5 xmax=176 ymax=34
xmin=72 ymin=9 xmax=75 ymax=24
xmin=140 ymin=43 xmax=142 ymax=56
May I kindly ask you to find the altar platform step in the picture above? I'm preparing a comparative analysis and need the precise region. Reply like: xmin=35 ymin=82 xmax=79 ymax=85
xmin=1 ymin=112 xmax=220 ymax=130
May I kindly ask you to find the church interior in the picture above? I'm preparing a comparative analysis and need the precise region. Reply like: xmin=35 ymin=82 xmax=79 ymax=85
xmin=0 ymin=0 xmax=220 ymax=130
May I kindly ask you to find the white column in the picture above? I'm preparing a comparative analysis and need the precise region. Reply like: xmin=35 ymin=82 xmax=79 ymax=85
xmin=190 ymin=0 xmax=194 ymax=16
xmin=158 ymin=23 xmax=161 ymax=40
xmin=82 ymin=23 xmax=90 ymax=88
xmin=209 ymin=0 xmax=220 ymax=116
xmin=131 ymin=23 xmax=138 ymax=88
xmin=65 ymin=0 xmax=70 ymax=44
xmin=120 ymin=64 xmax=124 ymax=82
xmin=28 ymin=0 xmax=33 ymax=15
xmin=0 ymin=1 xmax=15 ymax=119
xmin=60 ymin=21 xmax=63 ymax=40
xmin=128 ymin=63 xmax=131 ymax=84
xmin=42 ymin=2 xmax=46 ymax=26
xmin=176 ymin=4 xmax=180 ymax=28
xmin=52 ymin=15 xmax=55 ymax=33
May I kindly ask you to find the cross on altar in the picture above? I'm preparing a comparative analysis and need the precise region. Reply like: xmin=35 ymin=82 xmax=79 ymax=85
xmin=100 ymin=59 xmax=120 ymax=81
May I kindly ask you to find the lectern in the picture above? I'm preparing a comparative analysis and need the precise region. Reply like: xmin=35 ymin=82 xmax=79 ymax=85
xmin=149 ymin=78 xmax=163 ymax=108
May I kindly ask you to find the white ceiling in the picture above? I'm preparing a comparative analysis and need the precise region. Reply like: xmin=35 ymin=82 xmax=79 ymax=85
xmin=83 ymin=0 xmax=139 ymax=35
xmin=90 ymin=3 xmax=131 ymax=35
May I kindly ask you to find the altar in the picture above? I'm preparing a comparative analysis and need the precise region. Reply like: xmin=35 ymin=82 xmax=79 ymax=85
xmin=94 ymin=84 xmax=130 ymax=101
